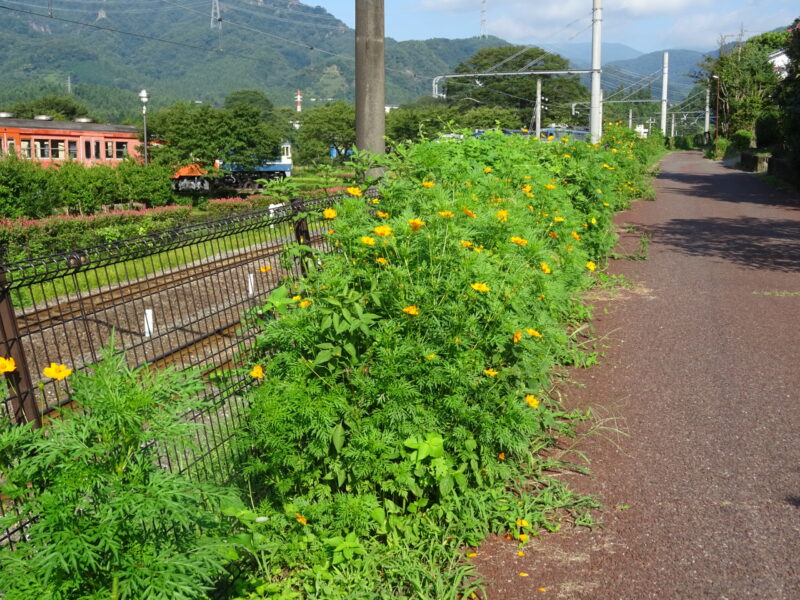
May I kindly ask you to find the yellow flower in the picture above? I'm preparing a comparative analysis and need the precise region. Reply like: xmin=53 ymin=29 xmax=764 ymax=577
xmin=561 ymin=136 xmax=569 ymax=142
xmin=546 ymin=135 xmax=555 ymax=141
xmin=611 ymin=148 xmax=618 ymax=153
xmin=498 ymin=452 xmax=506 ymax=460
xmin=496 ymin=209 xmax=508 ymax=223
xmin=513 ymin=330 xmax=523 ymax=344
xmin=590 ymin=217 xmax=597 ymax=224
xmin=402 ymin=305 xmax=419 ymax=315
xmin=327 ymin=229 xmax=336 ymax=235
xmin=553 ymin=216 xmax=565 ymax=222
xmin=603 ymin=202 xmax=610 ymax=207
xmin=526 ymin=329 xmax=542 ymax=338
xmin=438 ymin=210 xmax=455 ymax=218
xmin=295 ymin=513 xmax=308 ymax=525
xmin=460 ymin=240 xmax=473 ymax=248
xmin=586 ymin=261 xmax=597 ymax=272
xmin=299 ymin=299 xmax=312 ymax=308
xmin=521 ymin=184 xmax=532 ymax=193
xmin=538 ymin=587 xmax=548 ymax=592
xmin=426 ymin=353 xmax=437 ymax=360
xmin=483 ymin=167 xmax=492 ymax=173
xmin=322 ymin=208 xmax=337 ymax=219
xmin=422 ymin=181 xmax=436 ymax=188
xmin=371 ymin=198 xmax=381 ymax=204
xmin=525 ymin=394 xmax=540 ymax=408
xmin=544 ymin=183 xmax=556 ymax=190
xmin=292 ymin=295 xmax=302 ymax=301
xmin=408 ymin=218 xmax=425 ymax=232
xmin=519 ymin=533 xmax=529 ymax=542
xmin=249 ymin=365 xmax=264 ymax=379
xmin=0 ymin=356 xmax=16 ymax=374
xmin=602 ymin=163 xmax=615 ymax=170
xmin=466 ymin=552 xmax=477 ymax=558
xmin=346 ymin=186 xmax=363 ymax=197
xmin=376 ymin=210 xmax=390 ymax=218
xmin=563 ymin=153 xmax=571 ymax=159
xmin=483 ymin=368 xmax=499 ymax=376
xmin=43 ymin=363 xmax=72 ymax=381
xmin=473 ymin=246 xmax=484 ymax=254
xmin=375 ymin=257 xmax=388 ymax=265
xmin=510 ymin=236 xmax=527 ymax=246
xmin=373 ymin=225 xmax=393 ymax=237
xmin=470 ymin=282 xmax=490 ymax=293
xmin=540 ymin=262 xmax=551 ymax=274
xmin=517 ymin=551 xmax=525 ymax=557
xmin=462 ymin=207 xmax=476 ymax=218
xmin=465 ymin=180 xmax=473 ymax=187
xmin=516 ymin=519 xmax=530 ymax=527
xmin=519 ymin=572 xmax=529 ymax=577
xmin=360 ymin=236 xmax=376 ymax=246
xmin=259 ymin=265 xmax=273 ymax=273
xmin=571 ymin=231 xmax=581 ymax=241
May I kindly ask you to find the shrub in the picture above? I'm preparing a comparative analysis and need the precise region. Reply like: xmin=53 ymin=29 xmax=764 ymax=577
xmin=731 ymin=129 xmax=753 ymax=151
xmin=231 ymin=127 xmax=663 ymax=595
xmin=0 ymin=346 xmax=239 ymax=600
xmin=0 ymin=153 xmax=58 ymax=218
xmin=755 ymin=110 xmax=781 ymax=149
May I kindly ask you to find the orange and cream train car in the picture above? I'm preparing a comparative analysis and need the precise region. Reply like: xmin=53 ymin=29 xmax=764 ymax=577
xmin=0 ymin=113 xmax=141 ymax=166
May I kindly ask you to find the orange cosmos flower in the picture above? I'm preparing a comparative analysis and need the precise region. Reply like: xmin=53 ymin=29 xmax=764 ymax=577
xmin=259 ymin=265 xmax=273 ymax=273
xmin=408 ymin=218 xmax=425 ymax=232
xmin=421 ymin=181 xmax=436 ymax=188
xmin=483 ymin=167 xmax=492 ymax=173
xmin=0 ymin=356 xmax=16 ymax=374
xmin=526 ymin=328 xmax=542 ymax=338
xmin=513 ymin=330 xmax=523 ymax=343
xmin=540 ymin=262 xmax=551 ymax=274
xmin=346 ymin=186 xmax=363 ymax=197
xmin=525 ymin=394 xmax=539 ymax=408
xmin=463 ymin=207 xmax=476 ymax=218
xmin=249 ymin=365 xmax=264 ymax=379
xmin=360 ymin=236 xmax=376 ymax=246
xmin=510 ymin=236 xmax=527 ymax=246
xmin=376 ymin=210 xmax=390 ymax=218
xmin=295 ymin=513 xmax=308 ymax=525
xmin=375 ymin=257 xmax=388 ymax=265
xmin=460 ymin=240 xmax=473 ymax=248
xmin=571 ymin=231 xmax=581 ymax=241
xmin=498 ymin=452 xmax=506 ymax=460
xmin=322 ymin=208 xmax=337 ymax=219
xmin=299 ymin=299 xmax=312 ymax=308
xmin=43 ymin=363 xmax=72 ymax=381
xmin=483 ymin=368 xmax=499 ymax=376
xmin=373 ymin=225 xmax=393 ymax=237
xmin=544 ymin=183 xmax=556 ymax=190
xmin=496 ymin=209 xmax=508 ymax=223
xmin=438 ymin=210 xmax=454 ymax=218
xmin=402 ymin=305 xmax=419 ymax=315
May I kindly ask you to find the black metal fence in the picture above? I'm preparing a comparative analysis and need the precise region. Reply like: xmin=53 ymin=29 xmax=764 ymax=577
xmin=0 ymin=192 xmax=360 ymax=546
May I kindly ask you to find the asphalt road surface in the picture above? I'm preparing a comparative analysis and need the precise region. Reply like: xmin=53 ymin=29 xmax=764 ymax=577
xmin=476 ymin=151 xmax=800 ymax=600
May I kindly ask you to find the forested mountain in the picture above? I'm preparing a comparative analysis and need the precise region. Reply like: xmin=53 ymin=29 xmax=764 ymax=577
xmin=0 ymin=0 xmax=506 ymax=121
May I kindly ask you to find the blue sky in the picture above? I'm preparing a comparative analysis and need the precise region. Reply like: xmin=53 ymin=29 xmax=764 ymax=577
xmin=311 ymin=1 xmax=797 ymax=54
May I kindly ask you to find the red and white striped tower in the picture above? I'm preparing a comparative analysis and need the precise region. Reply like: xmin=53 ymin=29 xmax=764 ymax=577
xmin=295 ymin=90 xmax=303 ymax=112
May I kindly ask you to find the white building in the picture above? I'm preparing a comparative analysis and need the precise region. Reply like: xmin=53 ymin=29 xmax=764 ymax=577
xmin=768 ymin=49 xmax=789 ymax=79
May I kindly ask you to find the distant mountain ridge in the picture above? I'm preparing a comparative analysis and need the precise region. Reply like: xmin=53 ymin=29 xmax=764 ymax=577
xmin=0 ymin=0 xmax=707 ymax=120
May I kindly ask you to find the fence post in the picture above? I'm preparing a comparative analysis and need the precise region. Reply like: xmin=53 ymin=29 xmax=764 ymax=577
xmin=290 ymin=197 xmax=312 ymax=276
xmin=0 ymin=272 xmax=41 ymax=427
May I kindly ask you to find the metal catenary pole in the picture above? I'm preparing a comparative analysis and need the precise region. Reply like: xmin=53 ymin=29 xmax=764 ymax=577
xmin=590 ymin=0 xmax=603 ymax=143
xmin=660 ymin=51 xmax=669 ymax=134
xmin=535 ymin=78 xmax=542 ymax=139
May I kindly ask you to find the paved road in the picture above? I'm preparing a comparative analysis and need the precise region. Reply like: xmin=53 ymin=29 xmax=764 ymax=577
xmin=477 ymin=152 xmax=800 ymax=599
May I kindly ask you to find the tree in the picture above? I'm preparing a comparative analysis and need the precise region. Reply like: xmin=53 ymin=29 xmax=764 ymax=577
xmin=5 ymin=95 xmax=92 ymax=121
xmin=147 ymin=102 xmax=282 ymax=168
xmin=224 ymin=90 xmax=274 ymax=121
xmin=701 ymin=30 xmax=789 ymax=142
xmin=445 ymin=46 xmax=589 ymax=126
xmin=295 ymin=101 xmax=355 ymax=164
xmin=777 ymin=20 xmax=800 ymax=167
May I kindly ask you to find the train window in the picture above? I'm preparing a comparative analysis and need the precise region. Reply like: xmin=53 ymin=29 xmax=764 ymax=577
xmin=21 ymin=140 xmax=31 ymax=158
xmin=84 ymin=140 xmax=91 ymax=159
xmin=52 ymin=140 xmax=65 ymax=159
xmin=35 ymin=139 xmax=50 ymax=159
xmin=115 ymin=141 xmax=128 ymax=159
xmin=105 ymin=141 xmax=113 ymax=159
xmin=68 ymin=141 xmax=77 ymax=159
xmin=94 ymin=141 xmax=100 ymax=160
xmin=7 ymin=140 xmax=14 ymax=154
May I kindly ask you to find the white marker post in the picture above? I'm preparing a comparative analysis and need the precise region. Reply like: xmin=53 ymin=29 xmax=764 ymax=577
xmin=143 ymin=309 xmax=154 ymax=338
xmin=247 ymin=273 xmax=255 ymax=297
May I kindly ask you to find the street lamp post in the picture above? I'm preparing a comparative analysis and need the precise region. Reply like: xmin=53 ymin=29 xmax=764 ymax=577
xmin=138 ymin=89 xmax=149 ymax=165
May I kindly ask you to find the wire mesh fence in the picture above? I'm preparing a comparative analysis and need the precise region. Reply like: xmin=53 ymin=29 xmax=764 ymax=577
xmin=0 ymin=191 xmax=363 ymax=547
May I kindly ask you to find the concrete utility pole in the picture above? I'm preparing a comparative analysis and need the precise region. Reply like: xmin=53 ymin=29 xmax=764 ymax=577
xmin=671 ymin=113 xmax=675 ymax=138
xmin=704 ymin=87 xmax=711 ymax=143
xmin=355 ymin=0 xmax=385 ymax=170
xmin=535 ymin=78 xmax=542 ymax=139
xmin=628 ymin=108 xmax=633 ymax=129
xmin=589 ymin=0 xmax=602 ymax=143
xmin=660 ymin=51 xmax=669 ymax=134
